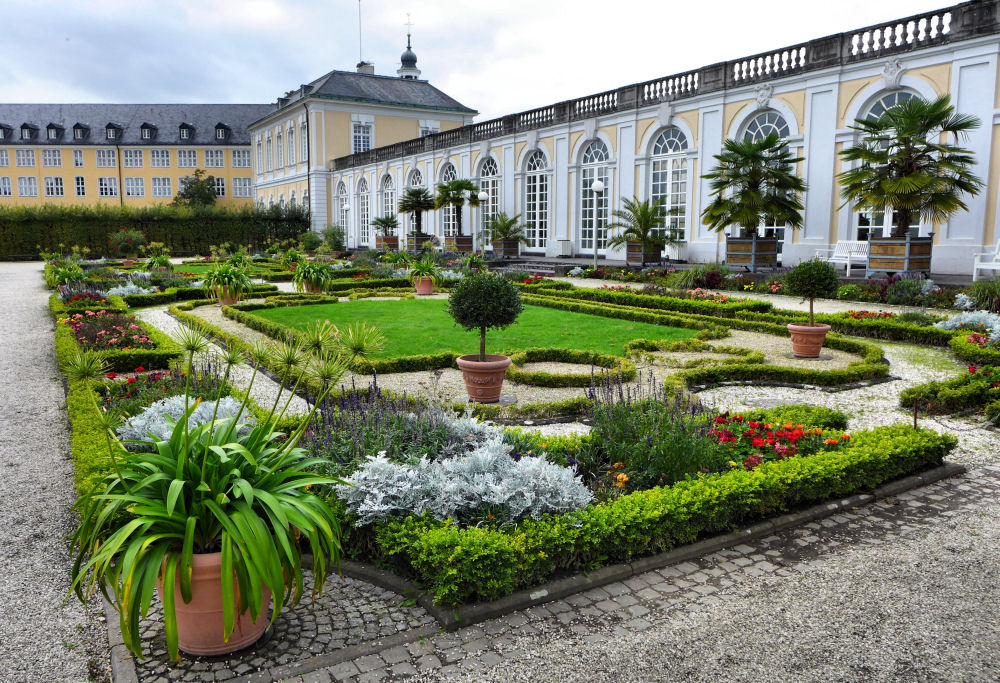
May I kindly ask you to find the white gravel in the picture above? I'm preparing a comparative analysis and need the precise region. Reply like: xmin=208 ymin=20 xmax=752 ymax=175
xmin=0 ymin=263 xmax=110 ymax=682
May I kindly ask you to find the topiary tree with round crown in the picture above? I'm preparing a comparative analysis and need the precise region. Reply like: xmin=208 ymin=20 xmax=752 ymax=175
xmin=447 ymin=273 xmax=524 ymax=361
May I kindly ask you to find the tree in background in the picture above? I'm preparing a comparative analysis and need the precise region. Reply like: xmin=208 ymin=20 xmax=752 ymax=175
xmin=172 ymin=169 xmax=218 ymax=207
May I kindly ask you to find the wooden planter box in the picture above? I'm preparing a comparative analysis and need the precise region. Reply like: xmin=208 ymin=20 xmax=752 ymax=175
xmin=445 ymin=235 xmax=474 ymax=253
xmin=726 ymin=236 xmax=779 ymax=273
xmin=375 ymin=235 xmax=399 ymax=251
xmin=625 ymin=241 xmax=662 ymax=267
xmin=866 ymin=235 xmax=933 ymax=276
xmin=408 ymin=232 xmax=434 ymax=253
xmin=495 ymin=239 xmax=521 ymax=259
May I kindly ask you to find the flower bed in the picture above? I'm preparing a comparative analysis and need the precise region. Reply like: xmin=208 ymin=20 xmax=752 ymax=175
xmin=55 ymin=311 xmax=180 ymax=371
xmin=900 ymin=363 xmax=1000 ymax=418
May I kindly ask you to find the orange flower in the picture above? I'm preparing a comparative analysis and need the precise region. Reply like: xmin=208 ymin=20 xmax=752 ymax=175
xmin=612 ymin=462 xmax=625 ymax=469
xmin=812 ymin=428 xmax=824 ymax=434
xmin=841 ymin=433 xmax=850 ymax=441
xmin=540 ymin=442 xmax=547 ymax=449
xmin=615 ymin=473 xmax=629 ymax=487
xmin=824 ymin=438 xmax=839 ymax=445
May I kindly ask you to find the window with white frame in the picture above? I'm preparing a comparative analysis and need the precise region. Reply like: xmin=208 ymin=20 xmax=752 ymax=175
xmin=256 ymin=137 xmax=263 ymax=171
xmin=287 ymin=127 xmax=295 ymax=166
xmin=380 ymin=175 xmax=395 ymax=228
xmin=43 ymin=176 xmax=64 ymax=197
xmin=266 ymin=134 xmax=273 ymax=171
xmin=650 ymin=127 xmax=689 ymax=245
xmin=98 ymin=177 xmax=118 ymax=197
xmin=96 ymin=149 xmax=116 ymax=168
xmin=0 ymin=177 xmax=12 ymax=197
xmin=177 ymin=149 xmax=196 ymax=168
xmin=205 ymin=149 xmax=224 ymax=168
xmin=124 ymin=177 xmax=144 ymax=197
xmin=16 ymin=150 xmax=35 ymax=167
xmin=337 ymin=181 xmax=349 ymax=229
xmin=73 ymin=127 xmax=85 ymax=140
xmin=276 ymin=131 xmax=284 ymax=168
xmin=439 ymin=163 xmax=458 ymax=236
xmin=580 ymin=140 xmax=610 ymax=252
xmin=106 ymin=126 xmax=117 ymax=140
xmin=357 ymin=177 xmax=371 ymax=244
xmin=123 ymin=149 xmax=143 ymax=168
xmin=179 ymin=127 xmax=190 ymax=140
xmin=408 ymin=169 xmax=423 ymax=187
xmin=74 ymin=176 xmax=85 ymax=197
xmin=150 ymin=149 xmax=169 ymax=167
xmin=419 ymin=127 xmax=436 ymax=138
xmin=232 ymin=177 xmax=252 ymax=198
xmin=151 ymin=177 xmax=171 ymax=198
xmin=744 ymin=110 xmax=790 ymax=143
xmin=216 ymin=127 xmax=227 ymax=140
xmin=42 ymin=149 xmax=62 ymax=167
xmin=21 ymin=127 xmax=33 ymax=140
xmin=73 ymin=150 xmax=84 ymax=167
xmin=18 ymin=177 xmax=38 ymax=197
xmin=300 ymin=122 xmax=307 ymax=161
xmin=524 ymin=151 xmax=549 ymax=250
xmin=0 ymin=150 xmax=8 ymax=167
xmin=352 ymin=123 xmax=372 ymax=154
xmin=214 ymin=177 xmax=225 ymax=197
xmin=479 ymin=157 xmax=501 ymax=238
xmin=141 ymin=127 xmax=152 ymax=140
xmin=231 ymin=149 xmax=250 ymax=168
xmin=47 ymin=127 xmax=58 ymax=140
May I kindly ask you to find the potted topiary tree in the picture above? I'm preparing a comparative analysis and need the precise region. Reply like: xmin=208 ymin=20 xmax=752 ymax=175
xmin=448 ymin=272 xmax=524 ymax=402
xmin=203 ymin=263 xmax=253 ymax=305
xmin=783 ymin=259 xmax=841 ymax=357
xmin=292 ymin=261 xmax=333 ymax=294
xmin=485 ymin=212 xmax=529 ymax=259
xmin=109 ymin=229 xmax=148 ymax=267
xmin=407 ymin=254 xmax=442 ymax=295
xmin=373 ymin=215 xmax=400 ymax=251
xmin=606 ymin=196 xmax=672 ymax=266
xmin=398 ymin=187 xmax=436 ymax=252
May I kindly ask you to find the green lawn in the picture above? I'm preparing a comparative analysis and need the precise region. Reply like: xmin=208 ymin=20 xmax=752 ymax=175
xmin=250 ymin=299 xmax=697 ymax=358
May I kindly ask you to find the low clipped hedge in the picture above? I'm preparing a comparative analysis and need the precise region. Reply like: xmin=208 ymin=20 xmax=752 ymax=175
xmin=623 ymin=338 xmax=765 ymax=367
xmin=949 ymin=335 xmax=1000 ymax=366
xmin=55 ymin=315 xmax=181 ymax=371
xmin=900 ymin=364 xmax=1000 ymax=415
xmin=368 ymin=424 xmax=955 ymax=604
xmin=506 ymin=348 xmax=636 ymax=387
xmin=121 ymin=283 xmax=279 ymax=308
xmin=49 ymin=293 xmax=128 ymax=317
xmin=525 ymin=285 xmax=774 ymax=316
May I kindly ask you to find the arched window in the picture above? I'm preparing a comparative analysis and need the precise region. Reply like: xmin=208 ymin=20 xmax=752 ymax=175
xmin=265 ymin=134 xmax=273 ymax=171
xmin=524 ymin=151 xmax=549 ymax=250
xmin=337 ymin=181 xmax=349 ymax=229
xmin=287 ymin=127 xmax=295 ymax=166
xmin=744 ymin=111 xmax=790 ymax=142
xmin=255 ymin=137 xmax=263 ymax=173
xmin=276 ymin=131 xmax=284 ymax=168
xmin=440 ymin=163 xmax=458 ymax=236
xmin=479 ymin=157 xmax=501 ymax=235
xmin=357 ymin=177 xmax=370 ymax=245
xmin=650 ymin=128 xmax=689 ymax=246
xmin=408 ymin=168 xmax=423 ymax=187
xmin=580 ymin=141 xmax=610 ymax=252
xmin=380 ymin=175 xmax=396 ymax=223
xmin=855 ymin=90 xmax=920 ymax=240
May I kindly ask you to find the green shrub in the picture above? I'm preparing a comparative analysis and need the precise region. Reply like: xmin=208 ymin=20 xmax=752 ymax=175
xmin=447 ymin=273 xmax=524 ymax=360
xmin=837 ymin=284 xmax=863 ymax=300
xmin=969 ymin=280 xmax=1000 ymax=313
xmin=299 ymin=230 xmax=323 ymax=252
xmin=900 ymin=364 xmax=1000 ymax=414
xmin=784 ymin=260 xmax=841 ymax=325
xmin=742 ymin=405 xmax=849 ymax=430
xmin=885 ymin=278 xmax=924 ymax=305
xmin=506 ymin=348 xmax=636 ymax=387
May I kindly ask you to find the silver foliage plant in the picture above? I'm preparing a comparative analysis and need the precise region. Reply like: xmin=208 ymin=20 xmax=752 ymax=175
xmin=336 ymin=431 xmax=592 ymax=526
xmin=935 ymin=310 xmax=1000 ymax=340
xmin=116 ymin=395 xmax=255 ymax=451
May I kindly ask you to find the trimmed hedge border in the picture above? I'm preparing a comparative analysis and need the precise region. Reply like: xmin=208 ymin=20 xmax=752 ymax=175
xmin=624 ymin=337 xmax=765 ymax=367
xmin=121 ymin=283 xmax=279 ymax=308
xmin=525 ymin=285 xmax=774 ymax=316
xmin=950 ymin=335 xmax=1000 ymax=365
xmin=506 ymin=348 xmax=637 ymax=387
xmin=365 ymin=424 xmax=956 ymax=605
xmin=49 ymin=293 xmax=128 ymax=317
xmin=54 ymin=313 xmax=181 ymax=372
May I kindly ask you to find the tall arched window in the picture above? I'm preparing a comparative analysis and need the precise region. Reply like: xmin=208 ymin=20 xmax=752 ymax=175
xmin=479 ymin=157 xmax=500 ymax=235
xmin=404 ymin=169 xmax=424 ymax=233
xmin=855 ymin=91 xmax=919 ymax=240
xmin=357 ymin=177 xmax=371 ymax=245
xmin=580 ymin=140 xmax=610 ymax=252
xmin=337 ymin=181 xmax=349 ymax=229
xmin=380 ymin=175 xmax=396 ymax=227
xmin=276 ymin=131 xmax=284 ymax=168
xmin=744 ymin=111 xmax=790 ymax=142
xmin=265 ymin=134 xmax=273 ymax=171
xmin=440 ymin=163 xmax=458 ymax=237
xmin=524 ymin=151 xmax=549 ymax=250
xmin=287 ymin=127 xmax=295 ymax=166
xmin=650 ymin=128 xmax=689 ymax=246
xmin=255 ymin=136 xmax=263 ymax=173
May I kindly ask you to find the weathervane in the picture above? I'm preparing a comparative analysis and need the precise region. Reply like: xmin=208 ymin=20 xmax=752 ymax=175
xmin=405 ymin=13 xmax=414 ymax=48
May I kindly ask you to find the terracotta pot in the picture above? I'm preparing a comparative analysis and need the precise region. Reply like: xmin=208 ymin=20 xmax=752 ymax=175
xmin=787 ymin=323 xmax=831 ymax=358
xmin=304 ymin=281 xmax=325 ymax=294
xmin=121 ymin=259 xmax=137 ymax=268
xmin=456 ymin=354 xmax=511 ymax=403
xmin=413 ymin=276 xmax=435 ymax=295
xmin=215 ymin=286 xmax=241 ymax=306
xmin=156 ymin=552 xmax=271 ymax=656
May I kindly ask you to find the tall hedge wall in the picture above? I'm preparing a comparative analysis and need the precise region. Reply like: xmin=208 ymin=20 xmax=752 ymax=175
xmin=0 ymin=203 xmax=309 ymax=259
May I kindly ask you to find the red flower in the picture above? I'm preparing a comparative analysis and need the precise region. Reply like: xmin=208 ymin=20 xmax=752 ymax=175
xmin=134 ymin=366 xmax=145 ymax=372
xmin=713 ymin=416 xmax=728 ymax=424
xmin=126 ymin=377 xmax=137 ymax=384
xmin=969 ymin=365 xmax=977 ymax=373
xmin=105 ymin=372 xmax=117 ymax=380
xmin=752 ymin=437 xmax=765 ymax=448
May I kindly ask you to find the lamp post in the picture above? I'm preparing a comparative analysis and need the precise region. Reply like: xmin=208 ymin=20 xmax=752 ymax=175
xmin=477 ymin=189 xmax=489 ymax=253
xmin=590 ymin=178 xmax=605 ymax=273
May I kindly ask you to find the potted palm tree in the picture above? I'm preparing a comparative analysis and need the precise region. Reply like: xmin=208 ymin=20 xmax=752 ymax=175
xmin=702 ymin=133 xmax=807 ymax=273
xmin=407 ymin=254 xmax=442 ymax=295
xmin=292 ymin=260 xmax=333 ymax=294
xmin=397 ymin=187 xmax=436 ymax=253
xmin=783 ymin=259 xmax=841 ymax=357
xmin=485 ymin=212 xmax=529 ymax=259
xmin=607 ymin=196 xmax=672 ymax=266
xmin=448 ymin=272 xmax=524 ymax=403
xmin=839 ymin=94 xmax=982 ymax=276
xmin=203 ymin=263 xmax=253 ymax=305
xmin=373 ymin=215 xmax=400 ymax=251
xmin=435 ymin=179 xmax=480 ymax=253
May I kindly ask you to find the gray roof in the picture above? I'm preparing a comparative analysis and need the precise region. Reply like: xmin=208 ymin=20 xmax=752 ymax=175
xmin=0 ymin=103 xmax=273 ymax=145
xmin=265 ymin=70 xmax=477 ymax=119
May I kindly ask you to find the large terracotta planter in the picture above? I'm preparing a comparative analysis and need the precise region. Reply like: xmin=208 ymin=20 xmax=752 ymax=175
xmin=413 ymin=276 xmax=435 ymax=295
xmin=214 ymin=286 xmax=241 ymax=306
xmin=157 ymin=552 xmax=271 ymax=656
xmin=456 ymin=354 xmax=511 ymax=403
xmin=303 ymin=281 xmax=325 ymax=294
xmin=787 ymin=323 xmax=831 ymax=358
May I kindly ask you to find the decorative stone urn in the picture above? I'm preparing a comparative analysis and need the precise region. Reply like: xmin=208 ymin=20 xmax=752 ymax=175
xmin=455 ymin=354 xmax=511 ymax=403
xmin=787 ymin=323 xmax=832 ymax=358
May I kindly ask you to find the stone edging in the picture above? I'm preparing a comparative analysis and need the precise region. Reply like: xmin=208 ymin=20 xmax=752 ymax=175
xmin=103 ymin=462 xmax=966 ymax=682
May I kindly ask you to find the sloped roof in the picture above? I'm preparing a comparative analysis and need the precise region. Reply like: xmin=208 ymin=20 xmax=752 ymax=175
xmin=0 ymin=103 xmax=272 ymax=145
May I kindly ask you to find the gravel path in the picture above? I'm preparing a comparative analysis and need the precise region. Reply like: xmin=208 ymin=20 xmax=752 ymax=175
xmin=0 ymin=262 xmax=109 ymax=682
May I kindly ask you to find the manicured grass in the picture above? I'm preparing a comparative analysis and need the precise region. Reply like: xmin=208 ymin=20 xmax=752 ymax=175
xmin=251 ymin=299 xmax=697 ymax=358
xmin=174 ymin=263 xmax=281 ymax=276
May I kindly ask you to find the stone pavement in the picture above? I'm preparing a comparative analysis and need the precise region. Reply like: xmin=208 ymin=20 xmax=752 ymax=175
xmin=131 ymin=466 xmax=1000 ymax=682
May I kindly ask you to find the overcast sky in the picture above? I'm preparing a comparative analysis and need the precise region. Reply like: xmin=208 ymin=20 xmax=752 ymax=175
xmin=2 ymin=0 xmax=953 ymax=120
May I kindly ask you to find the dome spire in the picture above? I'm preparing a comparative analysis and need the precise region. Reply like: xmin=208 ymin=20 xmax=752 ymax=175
xmin=398 ymin=13 xmax=421 ymax=79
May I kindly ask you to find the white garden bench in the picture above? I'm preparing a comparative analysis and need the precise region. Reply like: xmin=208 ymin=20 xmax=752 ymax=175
xmin=973 ymin=241 xmax=1000 ymax=281
xmin=814 ymin=241 xmax=869 ymax=277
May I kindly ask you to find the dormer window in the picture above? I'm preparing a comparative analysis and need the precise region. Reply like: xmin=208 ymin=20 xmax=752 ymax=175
xmin=105 ymin=125 xmax=117 ymax=140
xmin=215 ymin=124 xmax=230 ymax=140
xmin=73 ymin=123 xmax=89 ymax=140
xmin=20 ymin=124 xmax=37 ymax=140
xmin=47 ymin=128 xmax=57 ymax=140
xmin=140 ymin=123 xmax=156 ymax=141
xmin=46 ymin=124 xmax=63 ymax=141
xmin=179 ymin=123 xmax=194 ymax=141
xmin=0 ymin=126 xmax=6 ymax=141
xmin=141 ymin=128 xmax=150 ymax=139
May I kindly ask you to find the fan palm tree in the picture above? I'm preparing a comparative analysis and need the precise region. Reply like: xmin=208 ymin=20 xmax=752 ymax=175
xmin=838 ymin=94 xmax=983 ymax=238
xmin=397 ymin=187 xmax=435 ymax=235
xmin=484 ymin=212 xmax=528 ymax=259
xmin=435 ymin=179 xmax=481 ymax=236
xmin=372 ymin=215 xmax=399 ymax=236
xmin=606 ymin=196 xmax=673 ymax=253
xmin=701 ymin=133 xmax=807 ymax=236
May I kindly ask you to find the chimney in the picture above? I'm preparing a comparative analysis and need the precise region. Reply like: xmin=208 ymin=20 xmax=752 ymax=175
xmin=356 ymin=61 xmax=375 ymax=75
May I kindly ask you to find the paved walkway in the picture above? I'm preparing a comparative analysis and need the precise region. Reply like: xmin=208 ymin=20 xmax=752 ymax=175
xmin=0 ymin=262 xmax=110 ymax=682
